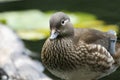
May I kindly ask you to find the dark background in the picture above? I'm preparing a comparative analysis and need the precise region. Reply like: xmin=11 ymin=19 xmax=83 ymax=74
xmin=0 ymin=0 xmax=120 ymax=80
xmin=0 ymin=0 xmax=120 ymax=24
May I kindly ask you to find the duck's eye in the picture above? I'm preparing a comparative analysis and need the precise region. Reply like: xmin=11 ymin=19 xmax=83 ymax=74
xmin=61 ymin=19 xmax=69 ymax=26
xmin=61 ymin=20 xmax=65 ymax=25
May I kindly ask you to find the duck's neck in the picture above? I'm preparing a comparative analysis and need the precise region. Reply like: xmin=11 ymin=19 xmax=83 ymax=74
xmin=57 ymin=24 xmax=74 ymax=39
xmin=58 ymin=31 xmax=74 ymax=40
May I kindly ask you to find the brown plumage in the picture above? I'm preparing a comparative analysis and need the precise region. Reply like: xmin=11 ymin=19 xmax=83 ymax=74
xmin=41 ymin=12 xmax=120 ymax=80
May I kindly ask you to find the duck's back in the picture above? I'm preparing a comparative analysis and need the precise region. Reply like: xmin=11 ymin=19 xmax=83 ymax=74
xmin=74 ymin=28 xmax=115 ymax=50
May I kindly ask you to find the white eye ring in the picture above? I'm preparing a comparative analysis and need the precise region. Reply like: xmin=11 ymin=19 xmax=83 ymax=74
xmin=61 ymin=19 xmax=69 ymax=26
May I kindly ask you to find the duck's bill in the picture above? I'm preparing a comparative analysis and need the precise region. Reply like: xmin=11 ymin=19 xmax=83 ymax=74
xmin=50 ymin=30 xmax=59 ymax=40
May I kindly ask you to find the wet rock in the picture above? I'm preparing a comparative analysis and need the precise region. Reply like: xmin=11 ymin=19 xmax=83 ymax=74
xmin=0 ymin=24 xmax=51 ymax=80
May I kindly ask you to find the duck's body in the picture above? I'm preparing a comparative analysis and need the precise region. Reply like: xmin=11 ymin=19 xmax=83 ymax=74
xmin=42 ymin=29 xmax=117 ymax=80
xmin=41 ymin=12 xmax=120 ymax=80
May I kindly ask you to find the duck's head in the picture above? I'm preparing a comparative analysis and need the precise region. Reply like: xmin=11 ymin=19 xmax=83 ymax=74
xmin=49 ymin=12 xmax=74 ymax=40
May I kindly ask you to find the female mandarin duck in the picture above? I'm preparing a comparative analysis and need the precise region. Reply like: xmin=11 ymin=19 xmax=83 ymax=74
xmin=41 ymin=12 xmax=120 ymax=80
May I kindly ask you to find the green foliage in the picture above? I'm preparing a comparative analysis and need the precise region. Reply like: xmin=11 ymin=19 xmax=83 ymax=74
xmin=0 ymin=10 xmax=118 ymax=40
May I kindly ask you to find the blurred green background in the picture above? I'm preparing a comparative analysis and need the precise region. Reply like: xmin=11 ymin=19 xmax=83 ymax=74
xmin=0 ymin=0 xmax=120 ymax=80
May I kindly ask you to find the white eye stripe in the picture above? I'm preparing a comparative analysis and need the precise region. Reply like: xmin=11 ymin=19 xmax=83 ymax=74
xmin=61 ymin=19 xmax=69 ymax=25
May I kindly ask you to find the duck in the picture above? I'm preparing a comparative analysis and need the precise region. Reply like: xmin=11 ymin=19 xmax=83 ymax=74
xmin=41 ymin=12 xmax=120 ymax=80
